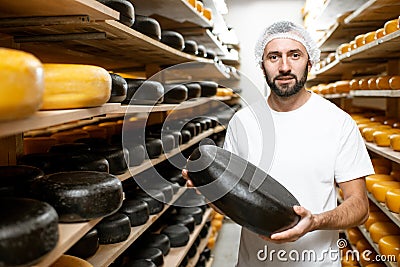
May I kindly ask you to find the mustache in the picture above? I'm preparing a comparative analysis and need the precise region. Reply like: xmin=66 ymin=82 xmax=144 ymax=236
xmin=274 ymin=73 xmax=297 ymax=80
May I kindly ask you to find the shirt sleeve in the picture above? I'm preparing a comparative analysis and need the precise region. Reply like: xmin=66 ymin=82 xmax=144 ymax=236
xmin=334 ymin=115 xmax=374 ymax=183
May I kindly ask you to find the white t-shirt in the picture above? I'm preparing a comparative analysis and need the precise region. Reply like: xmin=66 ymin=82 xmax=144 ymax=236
xmin=223 ymin=92 xmax=374 ymax=267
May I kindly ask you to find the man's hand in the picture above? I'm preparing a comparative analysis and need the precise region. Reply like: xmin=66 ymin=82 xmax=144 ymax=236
xmin=259 ymin=205 xmax=317 ymax=243
xmin=181 ymin=169 xmax=193 ymax=187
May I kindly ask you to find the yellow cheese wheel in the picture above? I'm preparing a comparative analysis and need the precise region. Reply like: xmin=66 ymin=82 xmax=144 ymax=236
xmin=375 ymin=28 xmax=385 ymax=39
xmin=373 ymin=129 xmax=400 ymax=147
xmin=187 ymin=0 xmax=196 ymax=8
xmin=378 ymin=235 xmax=400 ymax=261
xmin=356 ymin=238 xmax=373 ymax=252
xmin=23 ymin=137 xmax=58 ymax=154
xmin=390 ymin=134 xmax=400 ymax=151
xmin=350 ymin=40 xmax=357 ymax=50
xmin=384 ymin=19 xmax=399 ymax=35
xmin=363 ymin=31 xmax=377 ymax=44
xmin=349 ymin=79 xmax=360 ymax=90
xmin=358 ymin=78 xmax=370 ymax=90
xmin=370 ymin=116 xmax=386 ymax=123
xmin=372 ymin=181 xmax=400 ymax=202
xmin=337 ymin=43 xmax=351 ymax=55
xmin=211 ymin=219 xmax=223 ymax=231
xmin=359 ymin=247 xmax=379 ymax=266
xmin=386 ymin=189 xmax=400 ymax=213
xmin=368 ymin=77 xmax=378 ymax=90
xmin=389 ymin=76 xmax=400 ymax=90
xmin=358 ymin=123 xmax=381 ymax=134
xmin=355 ymin=34 xmax=365 ymax=48
xmin=203 ymin=7 xmax=212 ymax=20
xmin=334 ymin=81 xmax=351 ymax=93
xmin=363 ymin=126 xmax=391 ymax=142
xmin=0 ymin=48 xmax=44 ymax=121
xmin=196 ymin=1 xmax=204 ymax=14
xmin=207 ymin=236 xmax=216 ymax=248
xmin=42 ymin=64 xmax=111 ymax=110
xmin=384 ymin=118 xmax=398 ymax=126
xmin=369 ymin=221 xmax=400 ymax=243
xmin=365 ymin=211 xmax=390 ymax=229
xmin=364 ymin=263 xmax=386 ymax=267
xmin=81 ymin=125 xmax=107 ymax=139
xmin=51 ymin=130 xmax=90 ymax=144
xmin=347 ymin=227 xmax=363 ymax=245
xmin=365 ymin=174 xmax=394 ymax=192
xmin=50 ymin=255 xmax=94 ymax=267
xmin=376 ymin=76 xmax=391 ymax=90
xmin=216 ymin=88 xmax=233 ymax=96
xmin=341 ymin=255 xmax=359 ymax=266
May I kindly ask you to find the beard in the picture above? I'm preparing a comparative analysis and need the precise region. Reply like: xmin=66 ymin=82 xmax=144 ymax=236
xmin=265 ymin=65 xmax=308 ymax=98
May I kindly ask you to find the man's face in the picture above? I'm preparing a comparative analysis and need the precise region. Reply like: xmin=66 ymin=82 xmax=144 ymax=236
xmin=262 ymin=38 xmax=310 ymax=97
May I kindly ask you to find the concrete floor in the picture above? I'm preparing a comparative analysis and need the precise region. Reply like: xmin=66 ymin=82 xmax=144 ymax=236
xmin=211 ymin=219 xmax=241 ymax=267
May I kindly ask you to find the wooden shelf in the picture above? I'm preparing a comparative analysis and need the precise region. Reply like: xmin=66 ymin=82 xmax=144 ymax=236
xmin=322 ymin=93 xmax=349 ymax=99
xmin=33 ymin=219 xmax=102 ymax=267
xmin=163 ymin=208 xmax=212 ymax=267
xmin=87 ymin=187 xmax=186 ymax=267
xmin=187 ymin=225 xmax=212 ymax=267
xmin=177 ymin=28 xmax=228 ymax=56
xmin=128 ymin=0 xmax=212 ymax=29
xmin=0 ymin=0 xmax=118 ymax=20
xmin=350 ymin=90 xmax=400 ymax=97
xmin=365 ymin=142 xmax=400 ymax=165
xmin=367 ymin=192 xmax=400 ymax=228
xmin=344 ymin=0 xmax=400 ymax=25
xmin=117 ymin=125 xmax=226 ymax=181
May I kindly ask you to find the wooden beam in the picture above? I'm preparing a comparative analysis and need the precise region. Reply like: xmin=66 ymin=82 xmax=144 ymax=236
xmin=0 ymin=134 xmax=23 ymax=166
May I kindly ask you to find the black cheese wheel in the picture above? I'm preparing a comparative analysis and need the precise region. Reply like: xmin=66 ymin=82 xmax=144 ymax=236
xmin=132 ymin=15 xmax=161 ymax=41
xmin=96 ymin=213 xmax=131 ymax=244
xmin=48 ymin=143 xmax=91 ymax=154
xmin=161 ymin=31 xmax=185 ymax=51
xmin=0 ymin=198 xmax=59 ymax=267
xmin=30 ymin=171 xmax=123 ymax=222
xmin=168 ymin=214 xmax=196 ymax=233
xmin=185 ymin=83 xmax=201 ymax=99
xmin=180 ymin=130 xmax=191 ymax=144
xmin=67 ymin=228 xmax=99 ymax=259
xmin=170 ymin=131 xmax=182 ymax=148
xmin=199 ymin=223 xmax=209 ymax=238
xmin=145 ymin=138 xmax=163 ymax=159
xmin=187 ymin=145 xmax=300 ymax=237
xmin=163 ymin=84 xmax=188 ymax=104
xmin=188 ymin=242 xmax=197 ymax=258
xmin=123 ymin=259 xmax=156 ymax=267
xmin=193 ymin=122 xmax=202 ymax=134
xmin=197 ymin=45 xmax=207 ymax=57
xmin=97 ymin=0 xmax=135 ymax=27
xmin=128 ymin=144 xmax=146 ymax=166
xmin=140 ymin=233 xmax=171 ymax=256
xmin=140 ymin=181 xmax=174 ymax=203
xmin=183 ymin=122 xmax=197 ymax=136
xmin=183 ymin=40 xmax=198 ymax=55
xmin=192 ymin=119 xmax=207 ymax=131
xmin=75 ymin=137 xmax=109 ymax=147
xmin=160 ymin=134 xmax=175 ymax=153
xmin=178 ymin=207 xmax=203 ymax=225
xmin=170 ymin=182 xmax=181 ymax=194
xmin=90 ymin=145 xmax=129 ymax=175
xmin=179 ymin=255 xmax=189 ymax=267
xmin=169 ymin=174 xmax=186 ymax=186
xmin=194 ymin=235 xmax=201 ymax=247
xmin=201 ymin=247 xmax=211 ymax=260
xmin=108 ymin=73 xmax=128 ymax=103
xmin=123 ymin=79 xmax=164 ymax=105
xmin=131 ymin=190 xmax=165 ymax=215
xmin=198 ymin=81 xmax=218 ymax=97
xmin=0 ymin=165 xmax=44 ymax=197
xmin=206 ymin=49 xmax=217 ymax=61
xmin=131 ymin=247 xmax=164 ymax=266
xmin=118 ymin=199 xmax=149 ymax=226
xmin=196 ymin=254 xmax=206 ymax=267
xmin=161 ymin=224 xmax=190 ymax=247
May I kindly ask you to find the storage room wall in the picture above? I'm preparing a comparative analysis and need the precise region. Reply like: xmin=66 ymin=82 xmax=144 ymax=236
xmin=224 ymin=0 xmax=305 ymax=100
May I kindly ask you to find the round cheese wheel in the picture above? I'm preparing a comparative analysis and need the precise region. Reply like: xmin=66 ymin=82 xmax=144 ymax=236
xmin=389 ymin=76 xmax=400 ymax=89
xmin=384 ymin=19 xmax=399 ymax=35
xmin=96 ymin=213 xmax=131 ymax=244
xmin=67 ymin=228 xmax=99 ymax=259
xmin=188 ymin=242 xmax=197 ymax=258
xmin=181 ymin=129 xmax=191 ymax=143
xmin=50 ymin=255 xmax=93 ymax=267
xmin=131 ymin=190 xmax=165 ymax=215
xmin=373 ymin=129 xmax=400 ymax=146
xmin=337 ymin=43 xmax=351 ymax=55
xmin=24 ymin=137 xmax=58 ymax=154
xmin=376 ymin=76 xmax=391 ymax=90
xmin=199 ymin=81 xmax=218 ymax=97
xmin=0 ymin=165 xmax=44 ymax=197
xmin=364 ymin=31 xmax=377 ymax=44
xmin=365 ymin=211 xmax=390 ymax=229
xmin=161 ymin=31 xmax=185 ymax=51
xmin=118 ymin=199 xmax=149 ymax=226
xmin=169 ymin=214 xmax=196 ymax=233
xmin=375 ymin=28 xmax=385 ymax=39
xmin=182 ymin=122 xmax=197 ymax=136
xmin=386 ymin=188 xmax=400 ymax=213
xmin=183 ymin=40 xmax=198 ymax=55
xmin=100 ymin=0 xmax=135 ymax=27
xmin=90 ymin=145 xmax=129 ymax=175
xmin=0 ymin=48 xmax=44 ymax=121
xmin=128 ymin=144 xmax=146 ymax=166
xmin=370 ymin=116 xmax=386 ymax=123
xmin=185 ymin=82 xmax=202 ymax=99
xmin=187 ymin=0 xmax=196 ymax=8
xmin=178 ymin=207 xmax=204 ymax=225
xmin=108 ymin=73 xmax=127 ymax=103
xmin=196 ymin=1 xmax=204 ymax=14
xmin=206 ymin=49 xmax=217 ymax=60
xmin=131 ymin=247 xmax=164 ymax=266
xmin=145 ymin=138 xmax=163 ymax=159
xmin=139 ymin=233 xmax=171 ymax=256
xmin=30 ymin=171 xmax=123 ymax=222
xmin=346 ymin=227 xmax=363 ymax=245
xmin=163 ymin=84 xmax=188 ymax=104
xmin=378 ymin=235 xmax=400 ymax=261
xmin=369 ymin=221 xmax=400 ymax=243
xmin=161 ymin=224 xmax=190 ymax=247
xmin=372 ymin=181 xmax=400 ymax=202
xmin=203 ymin=7 xmax=212 ymax=20
xmin=366 ymin=174 xmax=394 ymax=192
xmin=356 ymin=238 xmax=373 ymax=252
xmin=358 ymin=78 xmax=370 ymax=90
xmin=0 ymin=198 xmax=58 ymax=267
xmin=42 ymin=64 xmax=111 ymax=110
xmin=391 ymin=134 xmax=400 ymax=151
xmin=368 ymin=77 xmax=378 ymax=90
xmin=123 ymin=79 xmax=164 ymax=105
xmin=355 ymin=34 xmax=365 ymax=47
xmin=363 ymin=125 xmax=391 ymax=141
xmin=81 ymin=125 xmax=108 ymax=139
xmin=132 ymin=15 xmax=161 ymax=41
xmin=197 ymin=44 xmax=207 ymax=57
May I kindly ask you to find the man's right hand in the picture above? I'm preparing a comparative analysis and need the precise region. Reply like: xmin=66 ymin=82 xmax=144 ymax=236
xmin=182 ymin=169 xmax=194 ymax=187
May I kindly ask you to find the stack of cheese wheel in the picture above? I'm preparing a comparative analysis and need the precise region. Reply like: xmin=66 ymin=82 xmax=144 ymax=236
xmin=0 ymin=48 xmax=44 ymax=121
xmin=208 ymin=209 xmax=224 ymax=249
xmin=41 ymin=64 xmax=111 ymax=110
xmin=369 ymin=221 xmax=400 ymax=243
xmin=365 ymin=174 xmax=394 ymax=193
xmin=371 ymin=181 xmax=400 ymax=202
xmin=364 ymin=210 xmax=390 ymax=230
xmin=373 ymin=128 xmax=400 ymax=147
xmin=362 ymin=125 xmax=391 ymax=142
xmin=378 ymin=235 xmax=400 ymax=262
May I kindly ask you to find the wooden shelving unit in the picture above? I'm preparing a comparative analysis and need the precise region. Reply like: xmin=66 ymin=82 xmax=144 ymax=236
xmin=163 ymin=208 xmax=212 ymax=267
xmin=344 ymin=0 xmax=400 ymax=25
xmin=364 ymin=142 xmax=400 ymax=165
xmin=187 ymin=226 xmax=212 ymax=267
xmin=350 ymin=90 xmax=400 ymax=98
xmin=367 ymin=192 xmax=400 ymax=228
xmin=87 ymin=187 xmax=186 ymax=267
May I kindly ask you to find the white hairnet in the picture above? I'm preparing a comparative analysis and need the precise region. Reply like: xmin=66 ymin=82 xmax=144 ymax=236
xmin=254 ymin=21 xmax=320 ymax=66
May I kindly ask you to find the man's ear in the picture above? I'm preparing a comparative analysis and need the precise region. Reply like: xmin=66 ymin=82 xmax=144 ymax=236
xmin=307 ymin=61 xmax=312 ymax=72
xmin=261 ymin=63 xmax=267 ymax=76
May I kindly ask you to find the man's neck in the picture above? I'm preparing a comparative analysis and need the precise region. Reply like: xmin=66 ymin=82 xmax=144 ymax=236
xmin=267 ymin=88 xmax=311 ymax=112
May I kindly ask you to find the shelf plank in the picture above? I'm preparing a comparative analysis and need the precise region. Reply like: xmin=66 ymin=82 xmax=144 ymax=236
xmin=187 ymin=226 xmax=212 ymax=267
xmin=322 ymin=93 xmax=349 ymax=99
xmin=365 ymin=142 xmax=400 ymax=165
xmin=0 ymin=103 xmax=120 ymax=138
xmin=87 ymin=187 xmax=186 ymax=267
xmin=350 ymin=90 xmax=400 ymax=97
xmin=0 ymin=0 xmax=119 ymax=20
xmin=367 ymin=192 xmax=400 ymax=228
xmin=344 ymin=0 xmax=400 ymax=25
xmin=117 ymin=125 xmax=226 ymax=181
xmin=128 ymin=0 xmax=212 ymax=28
xmin=163 ymin=208 xmax=212 ymax=267
xmin=32 ymin=219 xmax=102 ymax=267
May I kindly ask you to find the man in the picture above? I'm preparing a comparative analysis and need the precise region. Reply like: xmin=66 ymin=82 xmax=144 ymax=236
xmin=184 ymin=21 xmax=374 ymax=266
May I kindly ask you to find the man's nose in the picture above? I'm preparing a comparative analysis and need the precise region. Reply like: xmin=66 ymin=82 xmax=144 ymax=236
xmin=278 ymin=56 xmax=291 ymax=73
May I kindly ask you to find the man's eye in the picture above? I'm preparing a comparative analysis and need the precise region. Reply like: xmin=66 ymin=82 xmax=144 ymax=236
xmin=269 ymin=55 xmax=278 ymax=61
xmin=292 ymin=53 xmax=300 ymax=59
